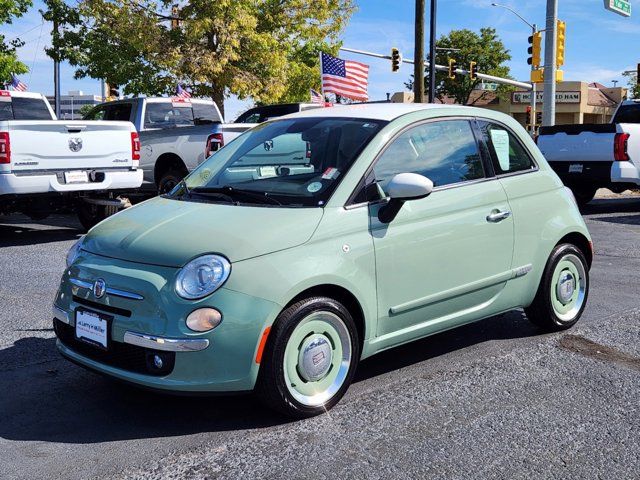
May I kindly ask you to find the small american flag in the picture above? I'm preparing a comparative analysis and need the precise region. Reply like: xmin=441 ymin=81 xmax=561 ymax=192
xmin=310 ymin=88 xmax=324 ymax=105
xmin=321 ymin=52 xmax=368 ymax=101
xmin=176 ymin=84 xmax=191 ymax=98
xmin=10 ymin=74 xmax=27 ymax=92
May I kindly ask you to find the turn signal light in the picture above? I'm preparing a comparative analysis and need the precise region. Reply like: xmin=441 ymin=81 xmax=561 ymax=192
xmin=186 ymin=308 xmax=222 ymax=332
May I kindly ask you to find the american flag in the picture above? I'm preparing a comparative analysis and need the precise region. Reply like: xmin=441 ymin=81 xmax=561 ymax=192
xmin=175 ymin=84 xmax=191 ymax=98
xmin=321 ymin=52 xmax=368 ymax=101
xmin=310 ymin=88 xmax=324 ymax=105
xmin=10 ymin=74 xmax=27 ymax=92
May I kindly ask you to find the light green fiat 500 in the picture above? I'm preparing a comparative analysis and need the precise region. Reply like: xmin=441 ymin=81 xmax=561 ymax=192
xmin=54 ymin=104 xmax=592 ymax=417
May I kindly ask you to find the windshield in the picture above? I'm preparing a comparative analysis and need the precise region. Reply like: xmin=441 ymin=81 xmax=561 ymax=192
xmin=169 ymin=117 xmax=386 ymax=207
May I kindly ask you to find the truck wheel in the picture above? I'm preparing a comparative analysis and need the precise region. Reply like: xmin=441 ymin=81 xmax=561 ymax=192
xmin=525 ymin=244 xmax=589 ymax=332
xmin=255 ymin=297 xmax=360 ymax=418
xmin=76 ymin=202 xmax=118 ymax=232
xmin=157 ymin=169 xmax=185 ymax=195
xmin=571 ymin=186 xmax=597 ymax=207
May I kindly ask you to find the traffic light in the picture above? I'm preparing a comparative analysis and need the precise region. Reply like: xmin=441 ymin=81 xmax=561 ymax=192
xmin=556 ymin=20 xmax=566 ymax=67
xmin=171 ymin=4 xmax=180 ymax=29
xmin=448 ymin=59 xmax=458 ymax=79
xmin=469 ymin=61 xmax=478 ymax=80
xmin=530 ymin=69 xmax=544 ymax=83
xmin=527 ymin=31 xmax=542 ymax=68
xmin=526 ymin=106 xmax=532 ymax=126
xmin=391 ymin=47 xmax=401 ymax=72
xmin=536 ymin=111 xmax=542 ymax=126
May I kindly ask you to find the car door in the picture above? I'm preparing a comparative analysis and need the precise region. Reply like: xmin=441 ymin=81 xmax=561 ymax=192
xmin=368 ymin=118 xmax=515 ymax=340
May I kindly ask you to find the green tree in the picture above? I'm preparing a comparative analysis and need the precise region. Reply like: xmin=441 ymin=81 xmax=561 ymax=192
xmin=0 ymin=0 xmax=33 ymax=85
xmin=406 ymin=27 xmax=512 ymax=105
xmin=622 ymin=70 xmax=640 ymax=99
xmin=44 ymin=0 xmax=354 ymax=115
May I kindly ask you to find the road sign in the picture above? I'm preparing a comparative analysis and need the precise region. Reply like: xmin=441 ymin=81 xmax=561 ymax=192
xmin=604 ymin=0 xmax=631 ymax=17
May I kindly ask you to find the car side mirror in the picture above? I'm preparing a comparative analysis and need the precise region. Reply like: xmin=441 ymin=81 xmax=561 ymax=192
xmin=378 ymin=173 xmax=433 ymax=223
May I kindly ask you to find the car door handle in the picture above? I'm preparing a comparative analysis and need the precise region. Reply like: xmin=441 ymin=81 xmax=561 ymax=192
xmin=486 ymin=210 xmax=512 ymax=223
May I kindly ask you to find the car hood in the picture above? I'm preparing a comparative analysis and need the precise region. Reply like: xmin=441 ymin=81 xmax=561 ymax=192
xmin=82 ymin=197 xmax=323 ymax=267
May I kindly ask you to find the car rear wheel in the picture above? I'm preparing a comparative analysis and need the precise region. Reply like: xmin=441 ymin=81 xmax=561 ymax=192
xmin=157 ymin=168 xmax=186 ymax=195
xmin=256 ymin=296 xmax=359 ymax=418
xmin=525 ymin=244 xmax=589 ymax=331
xmin=570 ymin=186 xmax=597 ymax=207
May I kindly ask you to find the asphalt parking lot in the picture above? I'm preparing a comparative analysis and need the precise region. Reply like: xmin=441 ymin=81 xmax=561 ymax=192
xmin=1 ymin=196 xmax=639 ymax=479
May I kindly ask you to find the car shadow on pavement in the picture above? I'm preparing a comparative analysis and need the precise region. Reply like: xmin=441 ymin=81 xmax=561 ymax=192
xmin=582 ymin=197 xmax=640 ymax=215
xmin=0 ymin=310 xmax=541 ymax=445
xmin=0 ymin=223 xmax=81 ymax=247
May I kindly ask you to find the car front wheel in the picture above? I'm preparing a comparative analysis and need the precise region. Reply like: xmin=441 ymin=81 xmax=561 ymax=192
xmin=525 ymin=243 xmax=589 ymax=331
xmin=256 ymin=296 xmax=359 ymax=418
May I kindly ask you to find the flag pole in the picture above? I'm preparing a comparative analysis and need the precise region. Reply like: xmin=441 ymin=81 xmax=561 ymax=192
xmin=319 ymin=52 xmax=324 ymax=100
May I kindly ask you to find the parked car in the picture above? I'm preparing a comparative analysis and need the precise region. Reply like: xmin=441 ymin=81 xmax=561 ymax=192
xmin=84 ymin=97 xmax=223 ymax=194
xmin=0 ymin=90 xmax=143 ymax=230
xmin=204 ymin=102 xmax=323 ymax=156
xmin=537 ymin=99 xmax=640 ymax=205
xmin=54 ymin=104 xmax=592 ymax=418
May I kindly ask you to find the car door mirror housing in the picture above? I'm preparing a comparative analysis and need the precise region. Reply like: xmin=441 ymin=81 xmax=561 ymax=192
xmin=378 ymin=173 xmax=433 ymax=223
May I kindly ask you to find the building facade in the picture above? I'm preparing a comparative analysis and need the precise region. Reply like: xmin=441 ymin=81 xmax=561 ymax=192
xmin=45 ymin=90 xmax=103 ymax=120
xmin=391 ymin=81 xmax=627 ymax=128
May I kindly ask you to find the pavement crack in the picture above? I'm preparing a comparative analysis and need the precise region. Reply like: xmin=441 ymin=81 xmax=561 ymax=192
xmin=558 ymin=334 xmax=640 ymax=372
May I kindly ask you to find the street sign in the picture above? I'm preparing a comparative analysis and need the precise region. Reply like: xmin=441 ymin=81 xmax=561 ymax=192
xmin=604 ymin=0 xmax=631 ymax=17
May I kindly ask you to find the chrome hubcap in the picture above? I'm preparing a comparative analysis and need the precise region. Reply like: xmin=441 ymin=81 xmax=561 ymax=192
xmin=556 ymin=271 xmax=575 ymax=304
xmin=298 ymin=334 xmax=333 ymax=382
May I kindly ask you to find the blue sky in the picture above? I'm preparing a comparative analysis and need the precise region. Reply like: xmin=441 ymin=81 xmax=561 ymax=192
xmin=5 ymin=0 xmax=640 ymax=120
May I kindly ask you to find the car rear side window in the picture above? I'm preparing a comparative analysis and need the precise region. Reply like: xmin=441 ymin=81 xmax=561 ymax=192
xmin=192 ymin=103 xmax=221 ymax=124
xmin=104 ymin=103 xmax=133 ymax=121
xmin=144 ymin=102 xmax=194 ymax=129
xmin=11 ymin=97 xmax=53 ymax=120
xmin=613 ymin=103 xmax=640 ymax=124
xmin=373 ymin=119 xmax=485 ymax=192
xmin=477 ymin=120 xmax=535 ymax=175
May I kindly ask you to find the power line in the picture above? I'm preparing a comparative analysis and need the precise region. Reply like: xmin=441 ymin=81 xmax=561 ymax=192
xmin=5 ymin=21 xmax=46 ymax=43
xmin=29 ymin=21 xmax=46 ymax=86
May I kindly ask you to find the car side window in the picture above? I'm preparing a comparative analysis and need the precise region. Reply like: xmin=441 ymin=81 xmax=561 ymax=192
xmin=85 ymin=106 xmax=106 ymax=120
xmin=477 ymin=120 xmax=535 ymax=175
xmin=104 ymin=103 xmax=133 ymax=121
xmin=372 ymin=119 xmax=484 ymax=194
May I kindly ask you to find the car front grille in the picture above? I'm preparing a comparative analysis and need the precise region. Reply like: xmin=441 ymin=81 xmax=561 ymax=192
xmin=54 ymin=318 xmax=175 ymax=377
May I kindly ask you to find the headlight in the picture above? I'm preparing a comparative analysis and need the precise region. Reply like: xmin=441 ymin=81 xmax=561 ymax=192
xmin=66 ymin=236 xmax=85 ymax=267
xmin=175 ymin=254 xmax=231 ymax=300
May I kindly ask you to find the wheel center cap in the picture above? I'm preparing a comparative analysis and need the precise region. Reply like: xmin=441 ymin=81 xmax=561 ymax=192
xmin=298 ymin=334 xmax=333 ymax=382
xmin=557 ymin=271 xmax=576 ymax=304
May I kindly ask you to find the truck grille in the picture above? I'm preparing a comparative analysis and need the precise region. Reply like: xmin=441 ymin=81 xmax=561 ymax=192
xmin=54 ymin=318 xmax=175 ymax=377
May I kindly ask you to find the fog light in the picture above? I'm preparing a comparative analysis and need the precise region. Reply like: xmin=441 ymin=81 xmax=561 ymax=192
xmin=153 ymin=354 xmax=163 ymax=369
xmin=186 ymin=308 xmax=222 ymax=332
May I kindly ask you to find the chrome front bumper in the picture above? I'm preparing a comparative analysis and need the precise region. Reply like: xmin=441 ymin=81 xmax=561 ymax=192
xmin=53 ymin=304 xmax=209 ymax=352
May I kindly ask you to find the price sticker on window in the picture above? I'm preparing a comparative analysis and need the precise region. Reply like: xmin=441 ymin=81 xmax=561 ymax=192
xmin=489 ymin=129 xmax=510 ymax=171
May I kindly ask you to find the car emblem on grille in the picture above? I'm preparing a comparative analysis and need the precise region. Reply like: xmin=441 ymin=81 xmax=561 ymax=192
xmin=69 ymin=137 xmax=83 ymax=152
xmin=93 ymin=278 xmax=106 ymax=299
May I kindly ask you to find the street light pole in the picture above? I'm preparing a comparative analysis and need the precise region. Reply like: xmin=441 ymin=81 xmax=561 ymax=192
xmin=428 ymin=0 xmax=437 ymax=103
xmin=414 ymin=0 xmax=425 ymax=103
xmin=491 ymin=3 xmax=538 ymax=136
xmin=542 ymin=0 xmax=558 ymax=126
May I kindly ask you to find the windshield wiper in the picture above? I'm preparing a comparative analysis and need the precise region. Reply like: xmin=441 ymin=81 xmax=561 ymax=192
xmin=192 ymin=186 xmax=282 ymax=206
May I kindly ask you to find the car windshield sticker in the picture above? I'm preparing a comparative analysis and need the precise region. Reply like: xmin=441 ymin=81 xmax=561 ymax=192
xmin=490 ymin=129 xmax=510 ymax=170
xmin=307 ymin=182 xmax=323 ymax=193
xmin=322 ymin=167 xmax=340 ymax=180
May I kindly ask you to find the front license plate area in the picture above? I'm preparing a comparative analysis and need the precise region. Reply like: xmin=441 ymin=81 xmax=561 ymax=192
xmin=75 ymin=309 xmax=111 ymax=350
xmin=64 ymin=170 xmax=89 ymax=184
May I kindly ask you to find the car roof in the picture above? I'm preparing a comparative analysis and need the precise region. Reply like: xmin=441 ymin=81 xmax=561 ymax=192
xmin=0 ymin=90 xmax=45 ymax=100
xmin=278 ymin=103 xmax=476 ymax=121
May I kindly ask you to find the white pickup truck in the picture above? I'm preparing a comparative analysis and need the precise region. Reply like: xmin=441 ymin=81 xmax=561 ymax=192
xmin=0 ymin=90 xmax=143 ymax=229
xmin=537 ymin=100 xmax=640 ymax=205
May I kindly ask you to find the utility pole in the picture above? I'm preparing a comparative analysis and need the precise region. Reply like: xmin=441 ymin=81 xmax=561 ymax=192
xmin=52 ymin=19 xmax=61 ymax=119
xmin=414 ymin=0 xmax=425 ymax=103
xmin=542 ymin=0 xmax=557 ymax=126
xmin=428 ymin=0 xmax=437 ymax=102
